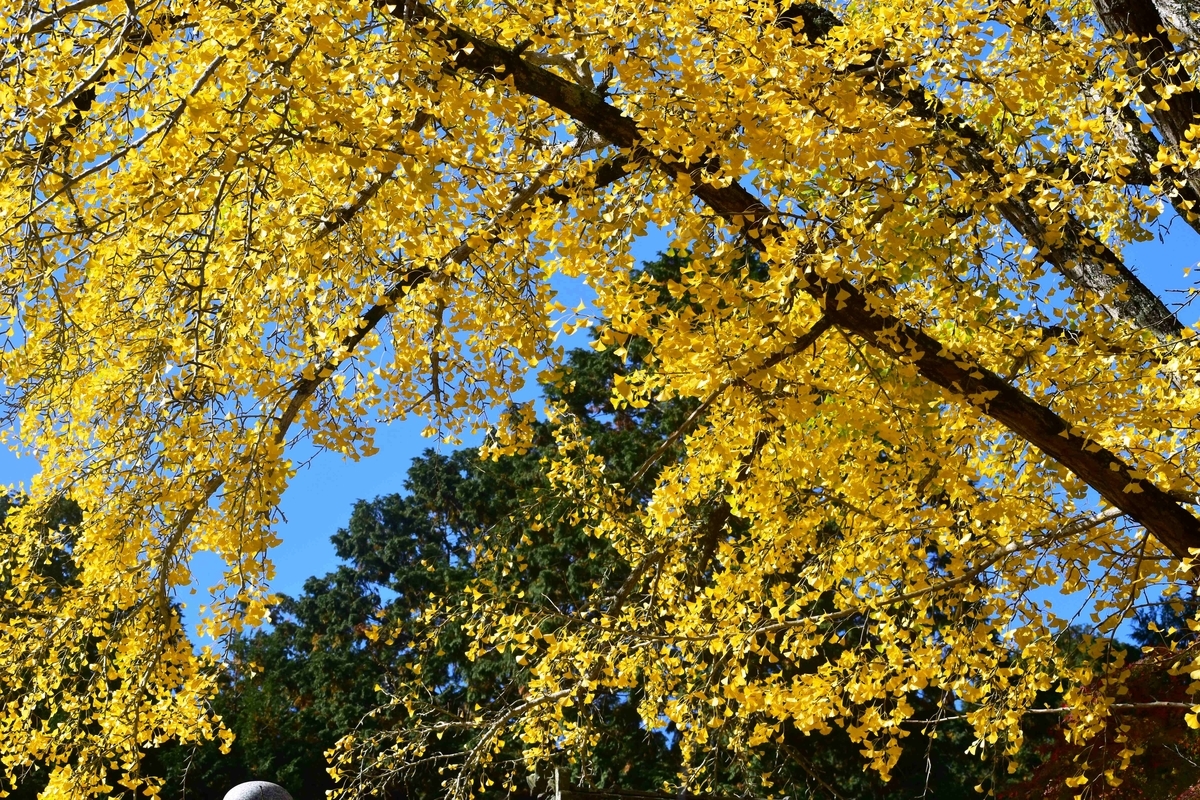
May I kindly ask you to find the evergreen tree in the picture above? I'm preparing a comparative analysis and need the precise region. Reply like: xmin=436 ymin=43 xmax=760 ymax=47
xmin=145 ymin=257 xmax=998 ymax=800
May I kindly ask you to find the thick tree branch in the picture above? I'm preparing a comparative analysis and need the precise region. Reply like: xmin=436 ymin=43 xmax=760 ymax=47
xmin=802 ymin=7 xmax=1185 ymax=339
xmin=884 ymin=73 xmax=1184 ymax=339
xmin=396 ymin=6 xmax=1200 ymax=559
xmin=1094 ymin=0 xmax=1200 ymax=222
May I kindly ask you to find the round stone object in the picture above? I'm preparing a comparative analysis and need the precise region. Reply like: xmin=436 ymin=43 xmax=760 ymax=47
xmin=223 ymin=782 xmax=294 ymax=800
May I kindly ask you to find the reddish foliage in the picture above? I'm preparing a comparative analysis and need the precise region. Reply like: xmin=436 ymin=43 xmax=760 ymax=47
xmin=1000 ymin=649 xmax=1200 ymax=799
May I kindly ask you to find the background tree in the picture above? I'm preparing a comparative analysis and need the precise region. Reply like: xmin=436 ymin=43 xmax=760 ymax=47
xmin=999 ymin=612 xmax=1200 ymax=800
xmin=141 ymin=313 xmax=691 ymax=800
xmin=146 ymin=282 xmax=999 ymax=799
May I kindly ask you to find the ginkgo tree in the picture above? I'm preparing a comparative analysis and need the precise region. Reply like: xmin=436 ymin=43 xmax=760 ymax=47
xmin=2 ymin=0 xmax=1200 ymax=796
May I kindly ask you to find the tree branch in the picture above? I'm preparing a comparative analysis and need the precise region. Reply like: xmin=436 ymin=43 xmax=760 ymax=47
xmin=1094 ymin=0 xmax=1200 ymax=218
xmin=811 ymin=7 xmax=1185 ymax=339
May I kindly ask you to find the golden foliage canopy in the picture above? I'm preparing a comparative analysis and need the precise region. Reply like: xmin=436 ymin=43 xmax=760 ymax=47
xmin=2 ymin=0 xmax=1200 ymax=795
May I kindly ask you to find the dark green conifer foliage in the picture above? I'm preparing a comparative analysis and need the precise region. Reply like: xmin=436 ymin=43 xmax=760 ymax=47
xmin=138 ymin=256 xmax=999 ymax=799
